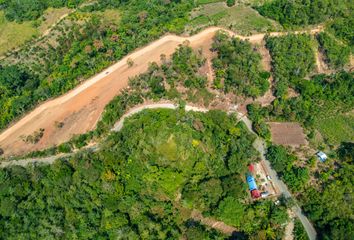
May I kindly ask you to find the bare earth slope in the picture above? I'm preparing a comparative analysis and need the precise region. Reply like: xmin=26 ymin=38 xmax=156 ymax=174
xmin=0 ymin=27 xmax=322 ymax=156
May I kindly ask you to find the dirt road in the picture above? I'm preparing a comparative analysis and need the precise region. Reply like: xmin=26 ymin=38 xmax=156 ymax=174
xmin=0 ymin=26 xmax=323 ymax=156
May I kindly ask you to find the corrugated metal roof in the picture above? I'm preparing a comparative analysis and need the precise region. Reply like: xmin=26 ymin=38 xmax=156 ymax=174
xmin=247 ymin=175 xmax=257 ymax=191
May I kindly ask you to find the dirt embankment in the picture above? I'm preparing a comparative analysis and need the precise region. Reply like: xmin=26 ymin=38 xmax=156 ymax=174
xmin=0 ymin=26 xmax=323 ymax=156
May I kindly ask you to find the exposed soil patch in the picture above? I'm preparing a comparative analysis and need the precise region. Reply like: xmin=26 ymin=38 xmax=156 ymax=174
xmin=268 ymin=122 xmax=308 ymax=147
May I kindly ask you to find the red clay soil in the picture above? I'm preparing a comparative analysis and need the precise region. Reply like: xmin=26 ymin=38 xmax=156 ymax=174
xmin=268 ymin=122 xmax=308 ymax=147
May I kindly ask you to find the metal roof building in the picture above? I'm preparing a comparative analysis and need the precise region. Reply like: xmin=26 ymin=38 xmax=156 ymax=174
xmin=247 ymin=175 xmax=257 ymax=191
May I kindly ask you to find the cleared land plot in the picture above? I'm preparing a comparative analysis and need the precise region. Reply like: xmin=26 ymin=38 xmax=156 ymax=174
xmin=315 ymin=114 xmax=354 ymax=145
xmin=187 ymin=2 xmax=281 ymax=35
xmin=0 ymin=8 xmax=71 ymax=55
xmin=268 ymin=122 xmax=308 ymax=147
xmin=0 ymin=11 xmax=37 ymax=55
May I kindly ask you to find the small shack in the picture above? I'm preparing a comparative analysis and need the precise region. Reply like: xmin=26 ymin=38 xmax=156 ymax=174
xmin=317 ymin=151 xmax=327 ymax=162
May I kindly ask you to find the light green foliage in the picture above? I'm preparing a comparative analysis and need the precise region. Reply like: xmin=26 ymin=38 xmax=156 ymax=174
xmin=187 ymin=2 xmax=280 ymax=35
xmin=315 ymin=114 xmax=354 ymax=145
xmin=212 ymin=32 xmax=270 ymax=97
xmin=0 ymin=11 xmax=38 ymax=55
xmin=326 ymin=16 xmax=354 ymax=50
xmin=317 ymin=32 xmax=350 ymax=69
xmin=266 ymin=34 xmax=316 ymax=98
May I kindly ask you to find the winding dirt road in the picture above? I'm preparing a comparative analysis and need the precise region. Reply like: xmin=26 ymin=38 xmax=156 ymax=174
xmin=0 ymin=26 xmax=323 ymax=156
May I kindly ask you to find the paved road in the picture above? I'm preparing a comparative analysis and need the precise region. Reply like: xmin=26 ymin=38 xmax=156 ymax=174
xmin=0 ymin=103 xmax=317 ymax=240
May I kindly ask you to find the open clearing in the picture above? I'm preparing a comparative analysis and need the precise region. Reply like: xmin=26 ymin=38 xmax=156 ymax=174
xmin=0 ymin=26 xmax=322 ymax=156
xmin=268 ymin=122 xmax=308 ymax=147
xmin=187 ymin=2 xmax=282 ymax=35
xmin=0 ymin=11 xmax=37 ymax=55
xmin=0 ymin=8 xmax=71 ymax=56
xmin=315 ymin=114 xmax=354 ymax=145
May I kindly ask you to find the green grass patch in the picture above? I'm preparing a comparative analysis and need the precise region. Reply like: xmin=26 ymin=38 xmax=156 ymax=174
xmin=315 ymin=114 xmax=354 ymax=145
xmin=187 ymin=3 xmax=282 ymax=35
xmin=0 ymin=11 xmax=38 ymax=55
xmin=0 ymin=8 xmax=73 ymax=56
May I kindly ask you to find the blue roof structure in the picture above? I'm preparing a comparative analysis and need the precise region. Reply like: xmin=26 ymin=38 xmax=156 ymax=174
xmin=247 ymin=175 xmax=257 ymax=191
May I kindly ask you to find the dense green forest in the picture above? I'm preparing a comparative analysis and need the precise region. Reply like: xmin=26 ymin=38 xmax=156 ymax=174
xmin=265 ymin=34 xmax=315 ymax=98
xmin=211 ymin=32 xmax=270 ymax=97
xmin=256 ymin=0 xmax=352 ymax=27
xmin=0 ymin=0 xmax=194 ymax=131
xmin=0 ymin=109 xmax=289 ymax=239
xmin=317 ymin=32 xmax=351 ymax=69
xmin=0 ymin=0 xmax=84 ymax=22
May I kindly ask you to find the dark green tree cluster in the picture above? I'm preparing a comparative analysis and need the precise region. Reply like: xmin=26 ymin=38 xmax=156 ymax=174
xmin=211 ymin=32 xmax=270 ymax=98
xmin=265 ymin=34 xmax=315 ymax=98
xmin=0 ymin=65 xmax=39 ymax=128
xmin=256 ymin=0 xmax=351 ymax=27
xmin=301 ymin=142 xmax=354 ymax=239
xmin=317 ymin=32 xmax=350 ymax=69
xmin=266 ymin=145 xmax=309 ymax=192
xmin=0 ymin=108 xmax=287 ymax=239
xmin=1 ymin=0 xmax=84 ymax=22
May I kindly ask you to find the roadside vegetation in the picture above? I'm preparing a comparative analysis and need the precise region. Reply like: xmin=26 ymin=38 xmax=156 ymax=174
xmin=0 ymin=108 xmax=289 ymax=239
